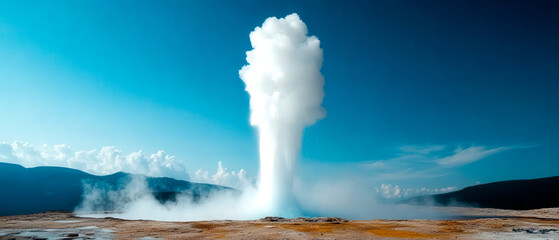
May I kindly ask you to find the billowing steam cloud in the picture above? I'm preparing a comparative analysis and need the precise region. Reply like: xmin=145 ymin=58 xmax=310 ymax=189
xmin=239 ymin=13 xmax=325 ymax=216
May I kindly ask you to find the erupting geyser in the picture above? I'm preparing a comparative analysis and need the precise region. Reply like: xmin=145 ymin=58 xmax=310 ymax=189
xmin=239 ymin=13 xmax=325 ymax=216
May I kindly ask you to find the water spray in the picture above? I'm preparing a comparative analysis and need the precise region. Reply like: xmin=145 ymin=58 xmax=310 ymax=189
xmin=239 ymin=13 xmax=325 ymax=216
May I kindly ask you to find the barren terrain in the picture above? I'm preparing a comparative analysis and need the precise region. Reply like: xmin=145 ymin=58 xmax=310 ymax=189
xmin=1 ymin=208 xmax=558 ymax=239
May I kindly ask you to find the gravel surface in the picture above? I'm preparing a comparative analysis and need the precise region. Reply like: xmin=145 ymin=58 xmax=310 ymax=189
xmin=0 ymin=208 xmax=558 ymax=239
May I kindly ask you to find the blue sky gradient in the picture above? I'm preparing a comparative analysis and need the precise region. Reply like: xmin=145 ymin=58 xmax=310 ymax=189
xmin=1 ymin=0 xmax=558 ymax=194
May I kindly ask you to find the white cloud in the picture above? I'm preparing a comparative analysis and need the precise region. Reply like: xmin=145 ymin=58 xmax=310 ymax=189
xmin=376 ymin=184 xmax=457 ymax=199
xmin=0 ymin=141 xmax=190 ymax=180
xmin=364 ymin=160 xmax=386 ymax=169
xmin=361 ymin=144 xmax=512 ymax=182
xmin=436 ymin=146 xmax=509 ymax=166
xmin=378 ymin=184 xmax=404 ymax=199
xmin=374 ymin=168 xmax=449 ymax=180
xmin=366 ymin=144 xmax=511 ymax=169
xmin=399 ymin=145 xmax=445 ymax=154
xmin=193 ymin=161 xmax=253 ymax=189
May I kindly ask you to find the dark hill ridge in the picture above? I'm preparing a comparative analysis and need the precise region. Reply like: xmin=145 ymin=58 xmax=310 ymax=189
xmin=405 ymin=176 xmax=559 ymax=210
xmin=0 ymin=162 xmax=232 ymax=216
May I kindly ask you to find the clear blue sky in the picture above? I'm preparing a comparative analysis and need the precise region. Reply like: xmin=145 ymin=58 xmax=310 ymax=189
xmin=1 ymin=0 xmax=557 ymax=193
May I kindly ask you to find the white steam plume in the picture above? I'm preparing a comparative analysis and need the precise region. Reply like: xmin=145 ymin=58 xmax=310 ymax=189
xmin=74 ymin=13 xmax=443 ymax=221
xmin=239 ymin=13 xmax=325 ymax=216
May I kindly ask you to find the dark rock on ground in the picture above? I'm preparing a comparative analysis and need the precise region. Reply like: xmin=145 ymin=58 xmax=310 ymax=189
xmin=512 ymin=228 xmax=558 ymax=234
xmin=259 ymin=216 xmax=349 ymax=223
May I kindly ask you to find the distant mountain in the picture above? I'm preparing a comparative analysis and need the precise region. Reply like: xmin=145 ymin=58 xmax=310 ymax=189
xmin=404 ymin=176 xmax=559 ymax=210
xmin=0 ymin=162 xmax=232 ymax=216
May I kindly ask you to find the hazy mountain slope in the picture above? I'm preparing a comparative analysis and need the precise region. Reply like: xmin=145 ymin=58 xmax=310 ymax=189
xmin=0 ymin=162 xmax=230 ymax=216
xmin=405 ymin=176 xmax=559 ymax=210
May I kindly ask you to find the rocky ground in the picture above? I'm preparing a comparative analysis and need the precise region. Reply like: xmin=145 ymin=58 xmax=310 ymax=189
xmin=0 ymin=208 xmax=558 ymax=239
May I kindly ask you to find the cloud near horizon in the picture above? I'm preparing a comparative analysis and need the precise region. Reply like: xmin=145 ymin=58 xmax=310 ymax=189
xmin=193 ymin=161 xmax=252 ymax=189
xmin=376 ymin=184 xmax=457 ymax=199
xmin=0 ymin=141 xmax=190 ymax=180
